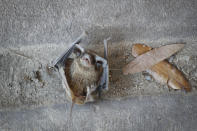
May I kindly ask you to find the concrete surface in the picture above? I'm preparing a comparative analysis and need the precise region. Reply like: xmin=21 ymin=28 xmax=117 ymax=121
xmin=1 ymin=94 xmax=197 ymax=131
xmin=1 ymin=0 xmax=197 ymax=48
xmin=0 ymin=0 xmax=197 ymax=131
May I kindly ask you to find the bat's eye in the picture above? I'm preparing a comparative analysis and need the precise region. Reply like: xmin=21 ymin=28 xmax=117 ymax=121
xmin=85 ymin=58 xmax=89 ymax=62
xmin=82 ymin=55 xmax=91 ymax=65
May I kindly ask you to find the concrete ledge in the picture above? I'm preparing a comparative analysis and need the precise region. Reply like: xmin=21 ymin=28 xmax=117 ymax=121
xmin=0 ymin=94 xmax=197 ymax=131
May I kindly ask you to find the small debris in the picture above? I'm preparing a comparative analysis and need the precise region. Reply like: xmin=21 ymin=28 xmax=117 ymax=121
xmin=46 ymin=64 xmax=56 ymax=76
xmin=168 ymin=55 xmax=175 ymax=63
xmin=34 ymin=70 xmax=45 ymax=88
xmin=24 ymin=75 xmax=33 ymax=82
xmin=144 ymin=75 xmax=152 ymax=81
xmin=35 ymin=71 xmax=42 ymax=82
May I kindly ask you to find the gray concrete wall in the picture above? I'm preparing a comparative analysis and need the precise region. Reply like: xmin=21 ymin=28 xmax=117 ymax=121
xmin=0 ymin=0 xmax=197 ymax=47
xmin=1 ymin=95 xmax=197 ymax=131
xmin=0 ymin=0 xmax=197 ymax=131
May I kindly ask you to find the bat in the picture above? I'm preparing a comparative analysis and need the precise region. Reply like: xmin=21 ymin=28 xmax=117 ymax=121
xmin=52 ymin=31 xmax=109 ymax=104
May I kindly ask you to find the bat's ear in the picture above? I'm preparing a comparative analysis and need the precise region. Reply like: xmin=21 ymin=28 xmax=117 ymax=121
xmin=73 ymin=47 xmax=82 ymax=57
xmin=73 ymin=44 xmax=85 ymax=57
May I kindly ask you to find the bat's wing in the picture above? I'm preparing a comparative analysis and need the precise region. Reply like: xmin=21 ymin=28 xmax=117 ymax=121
xmin=102 ymin=61 xmax=109 ymax=90
xmin=96 ymin=56 xmax=108 ymax=90
xmin=52 ymin=31 xmax=87 ymax=69
xmin=97 ymin=38 xmax=110 ymax=91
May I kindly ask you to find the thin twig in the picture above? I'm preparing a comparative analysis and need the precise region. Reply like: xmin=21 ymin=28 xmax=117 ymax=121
xmin=9 ymin=49 xmax=33 ymax=59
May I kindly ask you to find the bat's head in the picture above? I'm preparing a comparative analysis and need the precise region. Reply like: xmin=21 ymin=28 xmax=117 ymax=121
xmin=73 ymin=45 xmax=103 ymax=69
xmin=73 ymin=45 xmax=95 ymax=68
xmin=78 ymin=53 xmax=103 ymax=71
xmin=80 ymin=53 xmax=96 ymax=68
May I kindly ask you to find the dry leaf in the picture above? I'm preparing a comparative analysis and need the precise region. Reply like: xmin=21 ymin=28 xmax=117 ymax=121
xmin=123 ymin=43 xmax=184 ymax=75
xmin=130 ymin=44 xmax=191 ymax=92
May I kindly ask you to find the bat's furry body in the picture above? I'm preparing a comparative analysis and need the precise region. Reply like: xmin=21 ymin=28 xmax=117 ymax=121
xmin=68 ymin=52 xmax=103 ymax=97
xmin=52 ymin=31 xmax=109 ymax=104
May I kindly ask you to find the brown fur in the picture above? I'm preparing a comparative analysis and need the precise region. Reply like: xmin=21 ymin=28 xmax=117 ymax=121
xmin=68 ymin=53 xmax=102 ymax=97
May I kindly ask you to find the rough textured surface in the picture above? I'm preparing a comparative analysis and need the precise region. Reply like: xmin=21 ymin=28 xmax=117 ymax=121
xmin=1 ymin=0 xmax=197 ymax=48
xmin=1 ymin=42 xmax=197 ymax=109
xmin=0 ymin=0 xmax=197 ymax=130
xmin=1 ymin=94 xmax=197 ymax=131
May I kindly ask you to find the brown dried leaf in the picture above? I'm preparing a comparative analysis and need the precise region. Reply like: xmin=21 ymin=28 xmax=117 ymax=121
xmin=123 ymin=43 xmax=184 ymax=75
xmin=129 ymin=44 xmax=191 ymax=92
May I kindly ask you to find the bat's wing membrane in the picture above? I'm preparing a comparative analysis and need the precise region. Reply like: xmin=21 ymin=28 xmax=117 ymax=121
xmin=97 ymin=38 xmax=110 ymax=90
xmin=53 ymin=43 xmax=77 ymax=69
xmin=52 ymin=32 xmax=87 ymax=69
xmin=96 ymin=56 xmax=108 ymax=90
